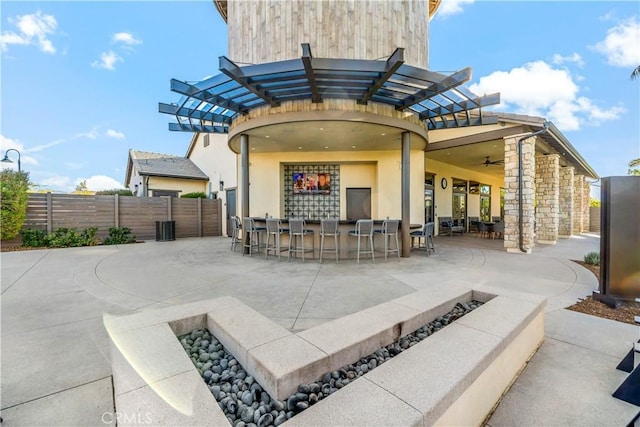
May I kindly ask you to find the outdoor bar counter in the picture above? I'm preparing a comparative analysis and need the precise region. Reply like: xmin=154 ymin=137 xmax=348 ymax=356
xmin=250 ymin=218 xmax=420 ymax=260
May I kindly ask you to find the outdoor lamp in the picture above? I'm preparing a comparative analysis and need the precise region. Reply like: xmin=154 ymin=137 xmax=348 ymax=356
xmin=1 ymin=148 xmax=21 ymax=172
xmin=219 ymin=180 xmax=224 ymax=191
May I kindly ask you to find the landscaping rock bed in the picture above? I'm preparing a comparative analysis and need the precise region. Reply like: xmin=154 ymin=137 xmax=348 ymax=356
xmin=178 ymin=300 xmax=484 ymax=427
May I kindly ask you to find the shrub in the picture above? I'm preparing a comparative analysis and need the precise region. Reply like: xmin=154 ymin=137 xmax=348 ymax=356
xmin=21 ymin=228 xmax=48 ymax=247
xmin=45 ymin=227 xmax=87 ymax=248
xmin=0 ymin=170 xmax=31 ymax=240
xmin=180 ymin=192 xmax=207 ymax=198
xmin=584 ymin=251 xmax=600 ymax=266
xmin=103 ymin=227 xmax=136 ymax=245
xmin=95 ymin=189 xmax=133 ymax=196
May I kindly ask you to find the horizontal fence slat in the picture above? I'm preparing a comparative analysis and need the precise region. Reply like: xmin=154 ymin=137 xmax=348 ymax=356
xmin=15 ymin=194 xmax=222 ymax=244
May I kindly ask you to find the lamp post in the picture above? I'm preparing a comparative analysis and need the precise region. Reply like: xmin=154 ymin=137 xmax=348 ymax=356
xmin=1 ymin=148 xmax=21 ymax=172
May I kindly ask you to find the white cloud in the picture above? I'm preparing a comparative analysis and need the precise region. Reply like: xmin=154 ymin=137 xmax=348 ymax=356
xmin=0 ymin=134 xmax=39 ymax=167
xmin=40 ymin=175 xmax=71 ymax=189
xmin=106 ymin=129 xmax=125 ymax=139
xmin=592 ymin=16 xmax=640 ymax=67
xmin=436 ymin=0 xmax=474 ymax=17
xmin=469 ymin=60 xmax=626 ymax=131
xmin=76 ymin=175 xmax=124 ymax=191
xmin=113 ymin=32 xmax=142 ymax=46
xmin=91 ymin=50 xmax=122 ymax=70
xmin=0 ymin=11 xmax=57 ymax=53
xmin=552 ymin=52 xmax=585 ymax=68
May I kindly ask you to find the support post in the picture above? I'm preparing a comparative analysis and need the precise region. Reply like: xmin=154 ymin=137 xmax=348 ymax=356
xmin=47 ymin=192 xmax=52 ymax=233
xmin=241 ymin=134 xmax=250 ymax=218
xmin=114 ymin=194 xmax=120 ymax=228
xmin=197 ymin=197 xmax=202 ymax=237
xmin=401 ymin=131 xmax=411 ymax=257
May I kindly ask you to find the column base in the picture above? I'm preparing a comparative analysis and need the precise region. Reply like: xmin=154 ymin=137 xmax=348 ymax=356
xmin=536 ymin=239 xmax=557 ymax=245
xmin=507 ymin=247 xmax=532 ymax=254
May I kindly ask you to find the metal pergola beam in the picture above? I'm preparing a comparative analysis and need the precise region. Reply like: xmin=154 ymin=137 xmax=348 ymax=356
xmin=358 ymin=47 xmax=405 ymax=105
xmin=396 ymin=67 xmax=471 ymax=110
xmin=159 ymin=103 xmax=233 ymax=124
xmin=301 ymin=43 xmax=322 ymax=103
xmin=219 ymin=56 xmax=280 ymax=108
xmin=168 ymin=123 xmax=229 ymax=133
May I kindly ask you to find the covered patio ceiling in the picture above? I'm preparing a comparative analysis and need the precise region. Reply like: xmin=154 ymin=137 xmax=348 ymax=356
xmin=159 ymin=44 xmax=500 ymax=134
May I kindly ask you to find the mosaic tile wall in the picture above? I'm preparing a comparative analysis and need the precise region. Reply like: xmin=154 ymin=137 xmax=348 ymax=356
xmin=283 ymin=164 xmax=340 ymax=219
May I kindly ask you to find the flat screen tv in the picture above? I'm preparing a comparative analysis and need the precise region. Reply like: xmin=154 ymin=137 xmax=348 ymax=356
xmin=293 ymin=172 xmax=330 ymax=194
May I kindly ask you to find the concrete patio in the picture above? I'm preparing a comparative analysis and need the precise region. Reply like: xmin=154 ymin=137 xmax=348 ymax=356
xmin=1 ymin=233 xmax=638 ymax=426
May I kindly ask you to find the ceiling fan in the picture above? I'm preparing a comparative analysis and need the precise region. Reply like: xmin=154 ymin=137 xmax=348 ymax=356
xmin=480 ymin=156 xmax=504 ymax=167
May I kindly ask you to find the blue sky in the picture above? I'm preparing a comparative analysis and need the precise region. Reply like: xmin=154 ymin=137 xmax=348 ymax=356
xmin=1 ymin=1 xmax=639 ymax=196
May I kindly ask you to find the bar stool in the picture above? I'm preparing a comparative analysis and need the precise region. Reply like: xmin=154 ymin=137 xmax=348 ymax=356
xmin=375 ymin=219 xmax=400 ymax=261
xmin=287 ymin=218 xmax=314 ymax=262
xmin=348 ymin=219 xmax=375 ymax=264
xmin=243 ymin=217 xmax=262 ymax=256
xmin=230 ymin=216 xmax=242 ymax=252
xmin=320 ymin=218 xmax=340 ymax=263
xmin=265 ymin=218 xmax=288 ymax=260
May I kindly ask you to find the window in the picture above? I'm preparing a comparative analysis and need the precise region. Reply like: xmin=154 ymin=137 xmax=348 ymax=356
xmin=203 ymin=134 xmax=210 ymax=147
xmin=480 ymin=184 xmax=491 ymax=222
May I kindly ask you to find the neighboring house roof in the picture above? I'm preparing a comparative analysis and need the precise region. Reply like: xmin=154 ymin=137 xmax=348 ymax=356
xmin=125 ymin=149 xmax=209 ymax=185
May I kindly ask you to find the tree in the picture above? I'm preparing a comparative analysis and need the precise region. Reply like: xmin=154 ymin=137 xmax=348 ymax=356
xmin=628 ymin=158 xmax=640 ymax=176
xmin=75 ymin=180 xmax=88 ymax=191
xmin=0 ymin=170 xmax=31 ymax=240
xmin=632 ymin=66 xmax=640 ymax=80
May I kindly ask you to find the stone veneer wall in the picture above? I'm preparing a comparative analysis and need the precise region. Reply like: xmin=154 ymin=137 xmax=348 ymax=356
xmin=283 ymin=164 xmax=340 ymax=219
xmin=573 ymin=174 xmax=585 ymax=234
xmin=582 ymin=181 xmax=591 ymax=231
xmin=227 ymin=0 xmax=429 ymax=67
xmin=559 ymin=167 xmax=574 ymax=236
xmin=535 ymin=154 xmax=559 ymax=243
xmin=503 ymin=136 xmax=536 ymax=253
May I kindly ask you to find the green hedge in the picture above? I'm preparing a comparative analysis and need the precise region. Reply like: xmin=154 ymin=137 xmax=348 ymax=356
xmin=180 ymin=192 xmax=207 ymax=198
xmin=0 ymin=170 xmax=31 ymax=240
xmin=21 ymin=226 xmax=136 ymax=248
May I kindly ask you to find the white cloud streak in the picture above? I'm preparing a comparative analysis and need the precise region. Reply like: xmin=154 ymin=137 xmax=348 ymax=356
xmin=113 ymin=32 xmax=142 ymax=46
xmin=0 ymin=11 xmax=58 ymax=53
xmin=106 ymin=129 xmax=125 ymax=139
xmin=593 ymin=16 xmax=640 ymax=67
xmin=436 ymin=0 xmax=474 ymax=17
xmin=552 ymin=52 xmax=585 ymax=68
xmin=76 ymin=175 xmax=124 ymax=191
xmin=91 ymin=50 xmax=123 ymax=71
xmin=469 ymin=60 xmax=626 ymax=131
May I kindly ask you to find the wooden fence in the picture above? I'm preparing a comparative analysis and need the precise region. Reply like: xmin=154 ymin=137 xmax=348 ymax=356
xmin=21 ymin=193 xmax=222 ymax=241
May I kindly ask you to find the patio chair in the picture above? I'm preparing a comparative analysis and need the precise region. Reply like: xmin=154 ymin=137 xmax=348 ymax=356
xmin=468 ymin=217 xmax=479 ymax=234
xmin=492 ymin=221 xmax=505 ymax=239
xmin=477 ymin=221 xmax=489 ymax=239
xmin=348 ymin=219 xmax=375 ymax=264
xmin=410 ymin=222 xmax=435 ymax=256
xmin=243 ymin=217 xmax=263 ymax=256
xmin=439 ymin=217 xmax=464 ymax=237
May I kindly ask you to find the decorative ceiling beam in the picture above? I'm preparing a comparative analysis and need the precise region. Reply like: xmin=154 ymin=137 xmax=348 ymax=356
xmin=358 ymin=47 xmax=405 ymax=105
xmin=396 ymin=67 xmax=471 ymax=110
xmin=219 ymin=56 xmax=280 ymax=108
xmin=159 ymin=103 xmax=233 ymax=124
xmin=301 ymin=43 xmax=321 ymax=103
xmin=168 ymin=122 xmax=229 ymax=133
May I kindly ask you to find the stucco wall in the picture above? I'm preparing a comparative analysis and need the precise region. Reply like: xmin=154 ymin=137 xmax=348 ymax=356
xmin=239 ymin=149 xmax=424 ymax=223
xmin=147 ymin=176 xmax=207 ymax=196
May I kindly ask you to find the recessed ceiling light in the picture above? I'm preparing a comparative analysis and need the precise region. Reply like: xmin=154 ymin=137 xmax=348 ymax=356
xmin=324 ymin=146 xmax=329 ymax=149
xmin=319 ymin=127 xmax=324 ymax=131
xmin=265 ymin=135 xmax=270 ymax=138
xmin=381 ymin=133 xmax=386 ymax=136
xmin=298 ymin=146 xmax=302 ymax=149
xmin=352 ymin=145 xmax=356 ymax=149
xmin=251 ymin=147 xmax=255 ymax=150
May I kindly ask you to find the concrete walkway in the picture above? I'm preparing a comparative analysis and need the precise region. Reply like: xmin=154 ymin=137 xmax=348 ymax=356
xmin=1 ymin=234 xmax=637 ymax=426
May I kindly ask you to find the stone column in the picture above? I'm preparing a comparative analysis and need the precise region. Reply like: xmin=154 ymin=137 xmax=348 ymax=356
xmin=573 ymin=174 xmax=585 ymax=234
xmin=583 ymin=181 xmax=591 ymax=232
xmin=535 ymin=153 xmax=560 ymax=244
xmin=504 ymin=135 xmax=536 ymax=253
xmin=559 ymin=167 xmax=574 ymax=236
